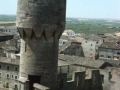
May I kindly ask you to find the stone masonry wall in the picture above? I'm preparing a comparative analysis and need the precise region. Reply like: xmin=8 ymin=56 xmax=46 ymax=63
xmin=16 ymin=0 xmax=66 ymax=90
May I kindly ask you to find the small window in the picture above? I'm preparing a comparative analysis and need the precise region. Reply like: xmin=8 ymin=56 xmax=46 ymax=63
xmin=0 ymin=81 xmax=2 ymax=85
xmin=91 ymin=49 xmax=92 ymax=51
xmin=15 ymin=67 xmax=18 ymax=71
xmin=86 ymin=41 xmax=87 ymax=43
xmin=15 ymin=84 xmax=18 ymax=90
xmin=91 ymin=44 xmax=92 ymax=46
xmin=0 ymin=72 xmax=2 ymax=77
xmin=15 ymin=76 xmax=18 ymax=80
xmin=67 ymin=65 xmax=69 ymax=73
xmin=7 ymin=66 xmax=9 ymax=70
xmin=60 ymin=66 xmax=62 ymax=73
xmin=12 ymin=75 xmax=14 ymax=79
xmin=100 ymin=55 xmax=104 ymax=57
xmin=25 ymin=43 xmax=27 ymax=52
xmin=96 ymin=42 xmax=98 ymax=44
xmin=100 ymin=75 xmax=104 ymax=83
xmin=0 ymin=65 xmax=1 ymax=69
xmin=6 ymin=74 xmax=10 ymax=78
xmin=108 ymin=56 xmax=111 ymax=58
xmin=117 ymin=52 xmax=120 ymax=55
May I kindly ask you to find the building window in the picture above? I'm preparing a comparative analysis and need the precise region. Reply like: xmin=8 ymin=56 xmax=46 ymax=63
xmin=100 ymin=55 xmax=104 ymax=57
xmin=91 ymin=44 xmax=92 ymax=46
xmin=86 ymin=41 xmax=87 ymax=43
xmin=67 ymin=65 xmax=70 ymax=73
xmin=0 ymin=72 xmax=2 ymax=77
xmin=0 ymin=65 xmax=1 ymax=69
xmin=100 ymin=75 xmax=104 ymax=83
xmin=15 ymin=84 xmax=18 ymax=90
xmin=25 ymin=43 xmax=27 ymax=52
xmin=15 ymin=67 xmax=18 ymax=71
xmin=6 ymin=74 xmax=10 ymax=79
xmin=96 ymin=42 xmax=98 ymax=44
xmin=15 ymin=76 xmax=18 ymax=80
xmin=0 ymin=81 xmax=2 ymax=85
xmin=91 ymin=49 xmax=92 ymax=51
xmin=60 ymin=66 xmax=62 ymax=73
xmin=12 ymin=75 xmax=14 ymax=79
xmin=108 ymin=56 xmax=111 ymax=58
xmin=117 ymin=52 xmax=120 ymax=55
xmin=7 ymin=66 xmax=9 ymax=70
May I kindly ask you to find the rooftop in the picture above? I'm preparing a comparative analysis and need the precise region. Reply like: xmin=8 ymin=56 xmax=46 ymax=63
xmin=0 ymin=56 xmax=19 ymax=65
xmin=99 ymin=42 xmax=120 ymax=49
xmin=4 ymin=26 xmax=17 ymax=30
xmin=58 ymin=54 xmax=106 ymax=68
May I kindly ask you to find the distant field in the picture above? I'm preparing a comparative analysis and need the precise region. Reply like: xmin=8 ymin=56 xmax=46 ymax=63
xmin=0 ymin=22 xmax=15 ymax=24
xmin=66 ymin=18 xmax=120 ymax=34
xmin=0 ymin=15 xmax=16 ymax=22
xmin=0 ymin=15 xmax=120 ymax=34
xmin=0 ymin=15 xmax=16 ymax=27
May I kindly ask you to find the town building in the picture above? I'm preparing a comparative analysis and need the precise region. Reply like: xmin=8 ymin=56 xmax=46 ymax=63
xmin=58 ymin=54 xmax=112 ymax=74
xmin=99 ymin=42 xmax=120 ymax=61
xmin=2 ymin=26 xmax=18 ymax=35
xmin=81 ymin=35 xmax=103 ymax=59
xmin=62 ymin=30 xmax=76 ymax=37
xmin=0 ymin=56 xmax=19 ymax=89
xmin=59 ymin=42 xmax=84 ymax=57
xmin=0 ymin=34 xmax=19 ymax=89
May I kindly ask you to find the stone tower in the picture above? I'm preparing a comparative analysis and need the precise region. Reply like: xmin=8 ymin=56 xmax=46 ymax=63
xmin=16 ymin=0 xmax=66 ymax=90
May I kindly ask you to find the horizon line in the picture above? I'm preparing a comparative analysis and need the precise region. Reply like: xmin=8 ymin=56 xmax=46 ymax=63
xmin=0 ymin=14 xmax=120 ymax=20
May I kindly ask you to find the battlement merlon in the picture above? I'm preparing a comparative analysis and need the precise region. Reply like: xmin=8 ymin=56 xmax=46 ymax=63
xmin=16 ymin=0 xmax=66 ymax=40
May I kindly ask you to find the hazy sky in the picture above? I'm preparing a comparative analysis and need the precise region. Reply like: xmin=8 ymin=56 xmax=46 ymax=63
xmin=0 ymin=0 xmax=120 ymax=19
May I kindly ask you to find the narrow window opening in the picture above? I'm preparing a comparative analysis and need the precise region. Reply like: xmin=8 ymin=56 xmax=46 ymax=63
xmin=7 ymin=66 xmax=9 ymax=70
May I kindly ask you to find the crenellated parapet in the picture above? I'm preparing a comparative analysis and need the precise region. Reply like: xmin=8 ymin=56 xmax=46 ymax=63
xmin=57 ymin=69 xmax=103 ymax=90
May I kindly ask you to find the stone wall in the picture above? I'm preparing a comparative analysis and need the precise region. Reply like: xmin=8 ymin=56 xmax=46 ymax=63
xmin=16 ymin=0 xmax=66 ymax=89
xmin=57 ymin=69 xmax=103 ymax=90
